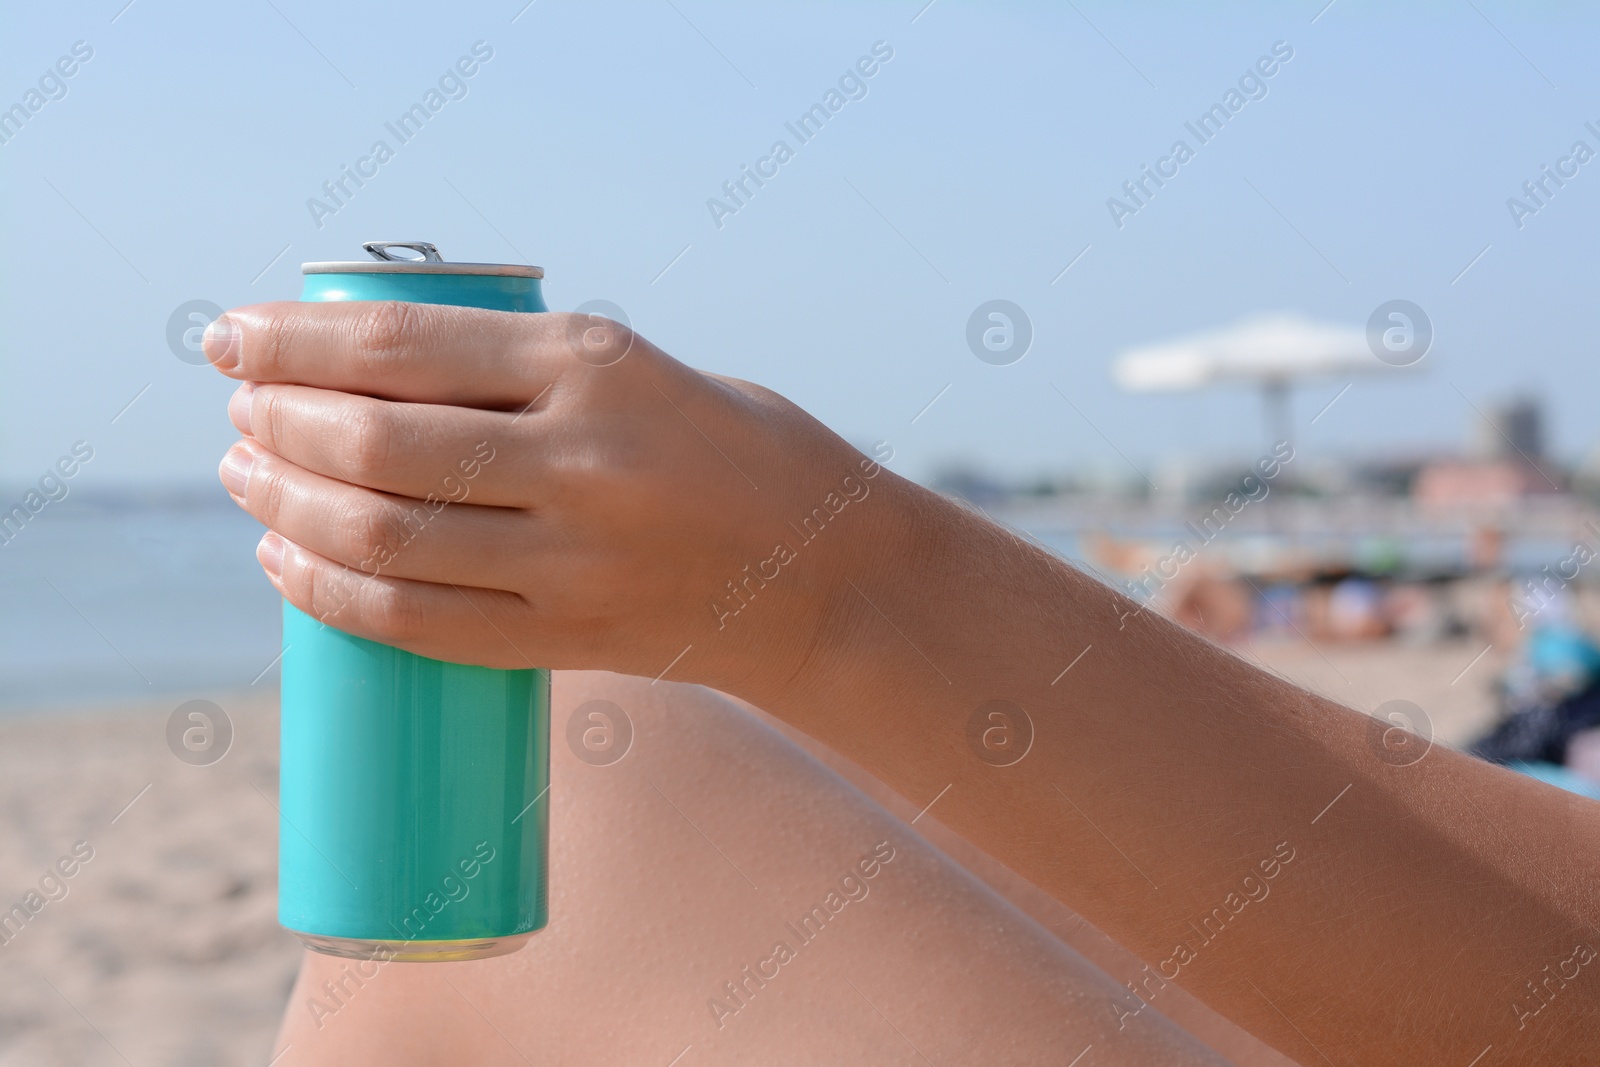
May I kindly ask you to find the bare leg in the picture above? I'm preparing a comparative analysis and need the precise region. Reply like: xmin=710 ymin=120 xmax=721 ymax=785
xmin=269 ymin=672 xmax=1245 ymax=1066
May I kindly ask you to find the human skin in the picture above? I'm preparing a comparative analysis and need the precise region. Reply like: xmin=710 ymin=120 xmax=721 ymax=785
xmin=271 ymin=671 xmax=1240 ymax=1066
xmin=208 ymin=303 xmax=1600 ymax=1064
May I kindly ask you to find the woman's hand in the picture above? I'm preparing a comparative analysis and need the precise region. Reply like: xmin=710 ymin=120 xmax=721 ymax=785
xmin=207 ymin=300 xmax=1600 ymax=1065
xmin=207 ymin=301 xmax=909 ymax=698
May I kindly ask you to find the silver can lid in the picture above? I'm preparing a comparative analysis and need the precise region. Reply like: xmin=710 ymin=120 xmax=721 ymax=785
xmin=302 ymin=241 xmax=544 ymax=278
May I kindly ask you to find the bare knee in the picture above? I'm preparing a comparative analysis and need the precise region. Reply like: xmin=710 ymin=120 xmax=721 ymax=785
xmin=274 ymin=671 xmax=1224 ymax=1066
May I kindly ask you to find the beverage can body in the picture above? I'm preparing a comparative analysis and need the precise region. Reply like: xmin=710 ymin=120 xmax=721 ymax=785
xmin=277 ymin=245 xmax=550 ymax=962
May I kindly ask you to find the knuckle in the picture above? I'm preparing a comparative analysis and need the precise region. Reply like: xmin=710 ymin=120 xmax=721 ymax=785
xmin=598 ymin=324 xmax=637 ymax=364
xmin=297 ymin=553 xmax=352 ymax=625
xmin=339 ymin=402 xmax=394 ymax=481
xmin=250 ymin=459 xmax=288 ymax=524
xmin=259 ymin=389 xmax=289 ymax=453
xmin=352 ymin=301 xmax=421 ymax=374
xmin=361 ymin=581 xmax=426 ymax=643
xmin=345 ymin=502 xmax=405 ymax=570
xmin=561 ymin=312 xmax=637 ymax=367
xmin=248 ymin=307 xmax=292 ymax=378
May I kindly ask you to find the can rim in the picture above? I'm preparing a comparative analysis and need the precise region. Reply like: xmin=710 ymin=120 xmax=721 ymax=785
xmin=302 ymin=261 xmax=544 ymax=278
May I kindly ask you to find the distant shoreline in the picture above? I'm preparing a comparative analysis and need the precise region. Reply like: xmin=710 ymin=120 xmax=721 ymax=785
xmin=0 ymin=685 xmax=276 ymax=721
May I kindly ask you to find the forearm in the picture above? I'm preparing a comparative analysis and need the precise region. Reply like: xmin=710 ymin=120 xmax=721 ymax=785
xmin=205 ymin=300 xmax=1600 ymax=1062
xmin=749 ymin=472 xmax=1600 ymax=1065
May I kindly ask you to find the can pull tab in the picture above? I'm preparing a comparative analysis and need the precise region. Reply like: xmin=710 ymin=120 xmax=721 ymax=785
xmin=362 ymin=241 xmax=444 ymax=263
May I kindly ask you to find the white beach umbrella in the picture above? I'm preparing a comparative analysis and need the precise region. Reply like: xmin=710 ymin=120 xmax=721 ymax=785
xmin=1111 ymin=312 xmax=1405 ymax=444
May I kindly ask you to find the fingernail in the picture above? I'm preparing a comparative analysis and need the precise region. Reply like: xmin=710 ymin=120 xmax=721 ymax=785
xmin=258 ymin=532 xmax=285 ymax=580
xmin=219 ymin=446 xmax=253 ymax=500
xmin=203 ymin=314 xmax=240 ymax=371
xmin=228 ymin=382 xmax=255 ymax=433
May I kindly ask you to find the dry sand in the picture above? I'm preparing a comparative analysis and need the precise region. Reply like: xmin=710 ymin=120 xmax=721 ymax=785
xmin=0 ymin=689 xmax=296 ymax=1067
xmin=0 ymin=639 xmax=1508 ymax=1065
xmin=1237 ymin=635 xmax=1503 ymax=747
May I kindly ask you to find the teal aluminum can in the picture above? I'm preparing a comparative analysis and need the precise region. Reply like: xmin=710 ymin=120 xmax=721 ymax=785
xmin=278 ymin=241 xmax=550 ymax=962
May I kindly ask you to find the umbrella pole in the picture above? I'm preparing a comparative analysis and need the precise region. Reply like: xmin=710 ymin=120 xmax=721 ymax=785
xmin=1262 ymin=379 xmax=1291 ymax=449
xmin=1260 ymin=379 xmax=1292 ymax=544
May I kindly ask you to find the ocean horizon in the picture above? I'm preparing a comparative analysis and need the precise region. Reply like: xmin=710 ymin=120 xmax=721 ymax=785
xmin=0 ymin=489 xmax=280 ymax=712
xmin=1 ymin=486 xmax=1574 ymax=713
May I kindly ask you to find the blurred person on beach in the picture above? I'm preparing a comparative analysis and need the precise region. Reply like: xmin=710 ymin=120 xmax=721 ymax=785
xmin=205 ymin=302 xmax=1600 ymax=1065
xmin=1168 ymin=566 xmax=1253 ymax=645
xmin=1472 ymin=589 xmax=1600 ymax=787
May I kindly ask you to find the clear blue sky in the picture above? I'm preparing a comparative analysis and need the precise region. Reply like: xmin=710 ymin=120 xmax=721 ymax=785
xmin=3 ymin=0 xmax=1597 ymax=488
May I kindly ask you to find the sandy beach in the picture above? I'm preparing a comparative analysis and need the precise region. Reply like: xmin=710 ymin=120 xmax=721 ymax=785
xmin=0 ymin=689 xmax=295 ymax=1066
xmin=0 ymin=639 xmax=1505 ymax=1065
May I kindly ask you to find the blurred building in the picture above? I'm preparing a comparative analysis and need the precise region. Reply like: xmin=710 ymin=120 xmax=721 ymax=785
xmin=1414 ymin=396 xmax=1562 ymax=509
xmin=1471 ymin=396 xmax=1545 ymax=461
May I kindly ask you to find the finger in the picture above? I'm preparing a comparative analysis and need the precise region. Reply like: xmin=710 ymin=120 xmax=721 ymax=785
xmin=257 ymin=532 xmax=541 ymax=670
xmin=221 ymin=439 xmax=529 ymax=586
xmin=203 ymin=301 xmax=631 ymax=408
xmin=230 ymin=382 xmax=534 ymax=506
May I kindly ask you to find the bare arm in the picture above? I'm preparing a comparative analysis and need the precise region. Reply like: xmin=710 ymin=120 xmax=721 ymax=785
xmin=208 ymin=303 xmax=1600 ymax=1065
xmin=781 ymin=486 xmax=1600 ymax=1064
